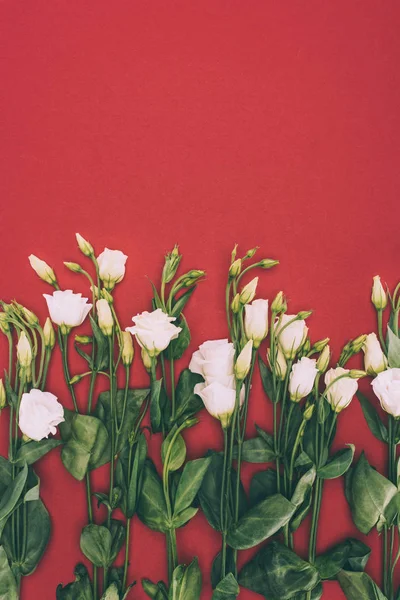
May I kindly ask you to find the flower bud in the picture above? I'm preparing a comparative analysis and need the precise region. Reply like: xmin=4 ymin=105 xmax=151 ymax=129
xmin=313 ymin=338 xmax=330 ymax=352
xmin=43 ymin=317 xmax=56 ymax=349
xmin=259 ymin=259 xmax=279 ymax=269
xmin=91 ymin=286 xmax=100 ymax=300
xmin=239 ymin=277 xmax=258 ymax=305
xmin=75 ymin=335 xmax=92 ymax=344
xmin=371 ymin=275 xmax=387 ymax=310
xmin=244 ymin=247 xmax=258 ymax=259
xmin=297 ymin=310 xmax=313 ymax=320
xmin=141 ymin=348 xmax=152 ymax=371
xmin=317 ymin=345 xmax=331 ymax=373
xmin=271 ymin=291 xmax=286 ymax=314
xmin=231 ymin=293 xmax=241 ymax=314
xmin=69 ymin=374 xmax=84 ymax=385
xmin=229 ymin=259 xmax=242 ymax=278
xmin=275 ymin=347 xmax=288 ymax=380
xmin=363 ymin=333 xmax=387 ymax=376
xmin=76 ymin=233 xmax=94 ymax=257
xmin=181 ymin=270 xmax=206 ymax=287
xmin=303 ymin=403 xmax=315 ymax=421
xmin=351 ymin=334 xmax=368 ymax=353
xmin=231 ymin=244 xmax=238 ymax=262
xmin=96 ymin=299 xmax=113 ymax=336
xmin=101 ymin=288 xmax=114 ymax=304
xmin=349 ymin=369 xmax=367 ymax=379
xmin=121 ymin=331 xmax=134 ymax=366
xmin=28 ymin=255 xmax=57 ymax=285
xmin=0 ymin=313 xmax=10 ymax=335
xmin=0 ymin=380 xmax=6 ymax=409
xmin=22 ymin=307 xmax=39 ymax=327
xmin=162 ymin=245 xmax=182 ymax=284
xmin=244 ymin=299 xmax=269 ymax=348
xmin=235 ymin=340 xmax=253 ymax=381
xmin=301 ymin=338 xmax=311 ymax=354
xmin=17 ymin=331 xmax=32 ymax=369
xmin=64 ymin=261 xmax=83 ymax=273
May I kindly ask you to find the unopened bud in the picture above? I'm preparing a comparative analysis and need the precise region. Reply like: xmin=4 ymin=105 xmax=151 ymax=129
xmin=301 ymin=338 xmax=311 ymax=354
xmin=28 ymin=255 xmax=57 ymax=285
xmin=96 ymin=299 xmax=113 ymax=336
xmin=259 ymin=259 xmax=279 ymax=269
xmin=0 ymin=313 xmax=10 ymax=334
xmin=303 ymin=404 xmax=315 ymax=421
xmin=231 ymin=293 xmax=241 ymax=314
xmin=101 ymin=288 xmax=114 ymax=304
xmin=22 ymin=307 xmax=39 ymax=327
xmin=17 ymin=331 xmax=32 ymax=369
xmin=244 ymin=247 xmax=258 ymax=259
xmin=351 ymin=334 xmax=367 ymax=353
xmin=317 ymin=345 xmax=331 ymax=373
xmin=43 ymin=317 xmax=56 ymax=349
xmin=234 ymin=340 xmax=253 ymax=381
xmin=231 ymin=244 xmax=238 ymax=262
xmin=182 ymin=269 xmax=205 ymax=286
xmin=141 ymin=348 xmax=152 ymax=372
xmin=64 ymin=262 xmax=83 ymax=273
xmin=297 ymin=310 xmax=313 ymax=320
xmin=184 ymin=417 xmax=199 ymax=429
xmin=229 ymin=259 xmax=242 ymax=278
xmin=239 ymin=277 xmax=258 ymax=305
xmin=0 ymin=380 xmax=6 ymax=409
xmin=75 ymin=335 xmax=92 ymax=344
xmin=271 ymin=291 xmax=286 ymax=314
xmin=349 ymin=369 xmax=367 ymax=379
xmin=162 ymin=245 xmax=182 ymax=284
xmin=76 ymin=233 xmax=94 ymax=257
xmin=121 ymin=331 xmax=134 ymax=366
xmin=313 ymin=338 xmax=330 ymax=352
xmin=90 ymin=286 xmax=100 ymax=300
xmin=70 ymin=374 xmax=84 ymax=385
xmin=371 ymin=275 xmax=387 ymax=310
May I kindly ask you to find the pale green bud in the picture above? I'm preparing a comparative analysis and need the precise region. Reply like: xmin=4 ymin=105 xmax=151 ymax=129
xmin=121 ymin=331 xmax=134 ymax=366
xmin=162 ymin=245 xmax=182 ymax=284
xmin=91 ymin=285 xmax=100 ymax=300
xmin=244 ymin=247 xmax=258 ymax=259
xmin=303 ymin=404 xmax=315 ymax=421
xmin=141 ymin=348 xmax=152 ymax=372
xmin=28 ymin=255 xmax=57 ymax=285
xmin=371 ymin=276 xmax=387 ymax=310
xmin=17 ymin=331 xmax=32 ymax=369
xmin=96 ymin=299 xmax=113 ymax=336
xmin=0 ymin=313 xmax=10 ymax=335
xmin=43 ymin=317 xmax=56 ymax=349
xmin=271 ymin=291 xmax=286 ymax=314
xmin=76 ymin=233 xmax=94 ymax=257
xmin=0 ymin=380 xmax=6 ymax=409
xmin=317 ymin=345 xmax=331 ymax=373
xmin=229 ymin=259 xmax=242 ymax=278
xmin=75 ymin=335 xmax=92 ymax=344
xmin=259 ymin=258 xmax=279 ymax=269
xmin=313 ymin=338 xmax=330 ymax=352
xmin=101 ymin=288 xmax=114 ymax=304
xmin=64 ymin=261 xmax=83 ymax=273
xmin=181 ymin=270 xmax=206 ymax=287
xmin=22 ymin=307 xmax=39 ymax=327
xmin=349 ymin=369 xmax=367 ymax=379
xmin=297 ymin=310 xmax=313 ymax=320
xmin=351 ymin=334 xmax=367 ymax=353
xmin=231 ymin=244 xmax=238 ymax=262
xmin=239 ymin=277 xmax=258 ymax=305
xmin=231 ymin=293 xmax=241 ymax=314
xmin=69 ymin=374 xmax=83 ymax=385
xmin=234 ymin=340 xmax=253 ymax=381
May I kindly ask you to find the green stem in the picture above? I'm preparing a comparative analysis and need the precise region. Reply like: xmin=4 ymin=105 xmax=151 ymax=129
xmin=377 ymin=309 xmax=387 ymax=354
xmin=59 ymin=332 xmax=79 ymax=412
xmin=107 ymin=338 xmax=116 ymax=527
xmin=220 ymin=426 xmax=229 ymax=580
xmin=169 ymin=349 xmax=176 ymax=423
xmin=122 ymin=518 xmax=131 ymax=590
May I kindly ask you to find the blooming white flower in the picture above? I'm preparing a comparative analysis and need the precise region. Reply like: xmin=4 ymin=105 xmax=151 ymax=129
xmin=371 ymin=275 xmax=387 ymax=310
xmin=17 ymin=331 xmax=32 ymax=369
xmin=194 ymin=381 xmax=241 ymax=429
xmin=372 ymin=368 xmax=400 ymax=417
xmin=96 ymin=299 xmax=113 ymax=336
xmin=28 ymin=255 xmax=56 ymax=285
xmin=324 ymin=367 xmax=358 ymax=413
xmin=126 ymin=308 xmax=181 ymax=358
xmin=235 ymin=340 xmax=254 ymax=381
xmin=244 ymin=299 xmax=269 ymax=348
xmin=19 ymin=389 xmax=64 ymax=441
xmin=276 ymin=314 xmax=308 ymax=360
xmin=44 ymin=290 xmax=92 ymax=334
xmin=97 ymin=248 xmax=128 ymax=289
xmin=363 ymin=333 xmax=388 ymax=376
xmin=289 ymin=357 xmax=318 ymax=402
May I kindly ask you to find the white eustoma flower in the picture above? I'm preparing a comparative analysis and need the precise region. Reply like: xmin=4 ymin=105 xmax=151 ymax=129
xmin=235 ymin=340 xmax=254 ymax=381
xmin=17 ymin=331 xmax=32 ymax=368
xmin=244 ymin=299 xmax=269 ymax=348
xmin=28 ymin=255 xmax=56 ymax=285
xmin=239 ymin=277 xmax=258 ymax=305
xmin=363 ymin=333 xmax=388 ymax=376
xmin=126 ymin=308 xmax=181 ymax=358
xmin=193 ymin=381 xmax=240 ymax=429
xmin=44 ymin=290 xmax=92 ymax=334
xmin=97 ymin=248 xmax=128 ymax=289
xmin=96 ymin=299 xmax=113 ymax=336
xmin=289 ymin=357 xmax=318 ymax=402
xmin=372 ymin=368 xmax=400 ymax=418
xmin=276 ymin=314 xmax=308 ymax=360
xmin=19 ymin=389 xmax=64 ymax=441
xmin=324 ymin=367 xmax=358 ymax=413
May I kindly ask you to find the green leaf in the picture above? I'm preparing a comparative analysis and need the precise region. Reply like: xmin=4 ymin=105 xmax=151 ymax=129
xmin=142 ymin=578 xmax=169 ymax=599
xmin=94 ymin=388 xmax=149 ymax=466
xmin=227 ymin=494 xmax=296 ymax=550
xmin=150 ymin=379 xmax=163 ymax=434
xmin=317 ymin=445 xmax=355 ymax=480
xmin=137 ymin=461 xmax=169 ymax=533
xmin=211 ymin=547 xmax=235 ymax=589
xmin=0 ymin=459 xmax=11 ymax=498
xmin=258 ymin=357 xmax=276 ymax=401
xmin=14 ymin=439 xmax=63 ymax=467
xmin=388 ymin=327 xmax=400 ymax=368
xmin=80 ymin=524 xmax=112 ymax=568
xmin=161 ymin=428 xmax=186 ymax=472
xmin=116 ymin=432 xmax=147 ymax=518
xmin=0 ymin=546 xmax=18 ymax=600
xmin=172 ymin=507 xmax=198 ymax=528
xmin=90 ymin=315 xmax=109 ymax=371
xmin=337 ymin=570 xmax=388 ymax=600
xmin=357 ymin=392 xmax=388 ymax=443
xmin=56 ymin=563 xmax=93 ymax=600
xmin=249 ymin=469 xmax=279 ymax=506
xmin=175 ymin=369 xmax=204 ymax=423
xmin=238 ymin=541 xmax=320 ymax=599
xmin=18 ymin=500 xmax=50 ymax=575
xmin=60 ymin=409 xmax=108 ymax=480
xmin=108 ymin=519 xmax=125 ymax=564
xmin=346 ymin=452 xmax=397 ymax=534
xmin=212 ymin=573 xmax=239 ymax=599
xmin=0 ymin=463 xmax=28 ymax=530
xmin=100 ymin=583 xmax=119 ymax=599
xmin=174 ymin=457 xmax=211 ymax=515
xmin=315 ymin=538 xmax=371 ymax=580
xmin=169 ymin=316 xmax=191 ymax=361
xmin=168 ymin=557 xmax=202 ymax=600
xmin=235 ymin=436 xmax=276 ymax=463
xmin=171 ymin=287 xmax=196 ymax=318
xmin=291 ymin=467 xmax=316 ymax=508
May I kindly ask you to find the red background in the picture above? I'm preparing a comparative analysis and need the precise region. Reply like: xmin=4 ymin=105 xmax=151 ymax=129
xmin=1 ymin=1 xmax=400 ymax=598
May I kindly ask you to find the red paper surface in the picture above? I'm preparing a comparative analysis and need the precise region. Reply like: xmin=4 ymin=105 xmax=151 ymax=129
xmin=1 ymin=1 xmax=400 ymax=598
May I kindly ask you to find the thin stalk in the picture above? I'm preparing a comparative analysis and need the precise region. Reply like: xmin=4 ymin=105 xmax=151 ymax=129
xmin=59 ymin=332 xmax=78 ymax=412
xmin=169 ymin=348 xmax=176 ymax=422
xmin=220 ymin=426 xmax=229 ymax=580
xmin=377 ymin=309 xmax=387 ymax=354
xmin=122 ymin=518 xmax=131 ymax=590
xmin=107 ymin=337 xmax=116 ymax=527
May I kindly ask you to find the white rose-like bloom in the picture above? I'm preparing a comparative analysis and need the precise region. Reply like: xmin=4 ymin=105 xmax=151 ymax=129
xmin=363 ymin=333 xmax=388 ymax=376
xmin=97 ymin=248 xmax=128 ymax=289
xmin=324 ymin=367 xmax=358 ymax=413
xmin=372 ymin=368 xmax=400 ymax=418
xmin=189 ymin=339 xmax=235 ymax=382
xmin=245 ymin=299 xmax=269 ymax=348
xmin=28 ymin=254 xmax=56 ymax=285
xmin=194 ymin=381 xmax=242 ymax=428
xmin=276 ymin=314 xmax=308 ymax=360
xmin=19 ymin=389 xmax=64 ymax=441
xmin=126 ymin=308 xmax=181 ymax=358
xmin=289 ymin=357 xmax=318 ymax=402
xmin=44 ymin=290 xmax=92 ymax=334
